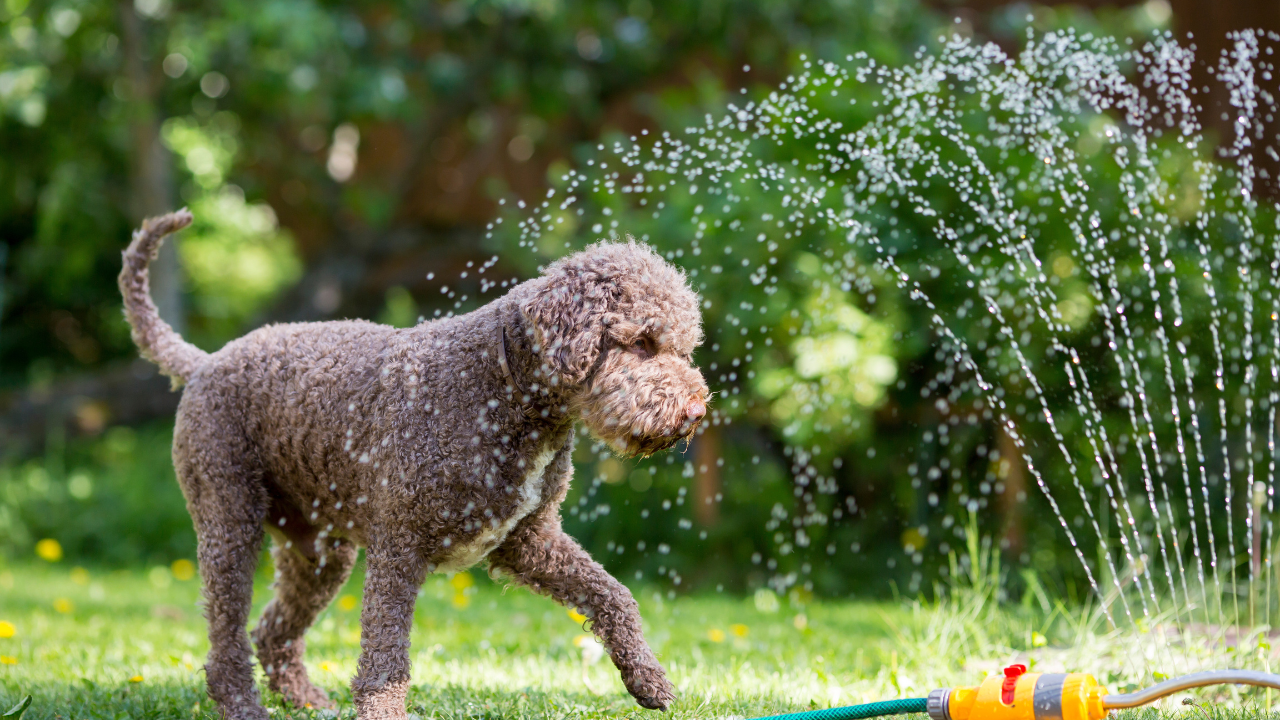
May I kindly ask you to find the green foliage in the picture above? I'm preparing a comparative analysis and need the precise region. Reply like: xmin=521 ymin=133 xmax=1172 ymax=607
xmin=162 ymin=113 xmax=302 ymax=347
xmin=0 ymin=0 xmax=957 ymax=591
xmin=157 ymin=110 xmax=302 ymax=348
xmin=178 ymin=189 xmax=300 ymax=346
xmin=490 ymin=14 xmax=1280 ymax=611
xmin=0 ymin=0 xmax=952 ymax=385
xmin=755 ymin=271 xmax=898 ymax=447
xmin=0 ymin=423 xmax=192 ymax=566
xmin=377 ymin=286 xmax=419 ymax=329
xmin=2 ymin=0 xmax=1250 ymax=613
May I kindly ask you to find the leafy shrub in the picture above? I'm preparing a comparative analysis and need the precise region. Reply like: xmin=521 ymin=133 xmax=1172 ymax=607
xmin=0 ymin=423 xmax=194 ymax=566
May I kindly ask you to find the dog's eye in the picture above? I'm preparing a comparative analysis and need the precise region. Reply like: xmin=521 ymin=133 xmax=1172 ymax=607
xmin=630 ymin=337 xmax=655 ymax=358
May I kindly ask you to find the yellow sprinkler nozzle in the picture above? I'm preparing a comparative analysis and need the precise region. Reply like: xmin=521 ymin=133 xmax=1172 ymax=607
xmin=926 ymin=664 xmax=1107 ymax=720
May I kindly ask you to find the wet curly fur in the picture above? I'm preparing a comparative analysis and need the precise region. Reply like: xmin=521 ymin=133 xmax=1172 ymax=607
xmin=118 ymin=210 xmax=709 ymax=720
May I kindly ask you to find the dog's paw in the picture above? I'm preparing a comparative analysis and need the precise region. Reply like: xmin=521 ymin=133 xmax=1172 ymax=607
xmin=623 ymin=663 xmax=677 ymax=711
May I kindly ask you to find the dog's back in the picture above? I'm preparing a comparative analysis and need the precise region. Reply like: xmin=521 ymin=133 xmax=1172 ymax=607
xmin=174 ymin=305 xmax=546 ymax=543
xmin=194 ymin=319 xmax=392 ymax=461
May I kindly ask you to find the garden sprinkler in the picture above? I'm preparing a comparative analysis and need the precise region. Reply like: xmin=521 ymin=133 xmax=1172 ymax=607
xmin=755 ymin=666 xmax=1280 ymax=720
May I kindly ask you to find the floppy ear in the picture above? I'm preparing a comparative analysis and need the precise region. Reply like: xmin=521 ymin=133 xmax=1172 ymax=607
xmin=520 ymin=270 xmax=620 ymax=386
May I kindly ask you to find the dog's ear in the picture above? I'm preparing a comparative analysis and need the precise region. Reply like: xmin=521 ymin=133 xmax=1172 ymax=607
xmin=520 ymin=269 xmax=619 ymax=386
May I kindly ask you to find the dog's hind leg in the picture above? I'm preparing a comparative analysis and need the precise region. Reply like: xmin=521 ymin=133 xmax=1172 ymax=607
xmin=175 ymin=411 xmax=270 ymax=720
xmin=253 ymin=535 xmax=357 ymax=710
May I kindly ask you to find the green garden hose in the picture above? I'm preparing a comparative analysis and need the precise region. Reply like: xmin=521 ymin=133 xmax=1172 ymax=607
xmin=755 ymin=697 xmax=928 ymax=719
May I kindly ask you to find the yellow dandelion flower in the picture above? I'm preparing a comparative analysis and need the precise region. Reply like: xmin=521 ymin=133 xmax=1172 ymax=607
xmin=171 ymin=559 xmax=196 ymax=581
xmin=35 ymin=538 xmax=63 ymax=562
xmin=707 ymin=628 xmax=726 ymax=643
xmin=450 ymin=592 xmax=470 ymax=610
xmin=730 ymin=623 xmax=749 ymax=637
xmin=567 ymin=608 xmax=587 ymax=624
xmin=0 ymin=621 xmax=15 ymax=638
xmin=53 ymin=598 xmax=74 ymax=614
xmin=448 ymin=572 xmax=473 ymax=591
xmin=129 ymin=675 xmax=144 ymax=683
xmin=338 ymin=594 xmax=358 ymax=611
xmin=70 ymin=567 xmax=90 ymax=585
xmin=0 ymin=656 xmax=16 ymax=665
xmin=319 ymin=662 xmax=334 ymax=673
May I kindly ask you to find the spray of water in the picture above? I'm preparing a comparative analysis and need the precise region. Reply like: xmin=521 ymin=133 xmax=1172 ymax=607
xmin=459 ymin=25 xmax=1280 ymax=675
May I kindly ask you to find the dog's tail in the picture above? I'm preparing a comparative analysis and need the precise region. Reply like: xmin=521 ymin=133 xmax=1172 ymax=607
xmin=118 ymin=208 xmax=208 ymax=386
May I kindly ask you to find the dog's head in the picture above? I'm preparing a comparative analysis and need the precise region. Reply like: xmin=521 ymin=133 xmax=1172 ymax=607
xmin=520 ymin=240 xmax=709 ymax=457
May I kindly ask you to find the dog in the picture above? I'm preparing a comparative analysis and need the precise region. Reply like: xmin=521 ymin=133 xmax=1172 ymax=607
xmin=118 ymin=209 xmax=709 ymax=720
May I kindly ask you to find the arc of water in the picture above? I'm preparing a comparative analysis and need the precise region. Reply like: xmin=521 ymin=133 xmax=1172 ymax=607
xmin=506 ymin=30 xmax=1280 ymax=656
xmin=861 ymin=226 xmax=1119 ymax=627
xmin=1107 ymin=125 xmax=1203 ymax=621
xmin=1123 ymin=34 xmax=1239 ymax=631
xmin=1062 ymin=36 xmax=1218 ymax=626
xmin=1098 ymin=155 xmax=1211 ymax=634
xmin=821 ymin=39 xmax=1142 ymax=627
xmin=1187 ymin=149 xmax=1239 ymax=629
xmin=692 ymin=34 xmax=1174 ymax=636
xmin=1218 ymin=32 xmax=1265 ymax=630
xmin=1077 ymin=136 xmax=1184 ymax=620
xmin=991 ymin=34 xmax=1203 ymax=633
xmin=755 ymin=35 xmax=1227 ymax=661
xmin=1157 ymin=327 xmax=1213 ymax=620
xmin=923 ymin=34 xmax=1185 ymax=628
xmin=921 ymin=38 xmax=1153 ymax=608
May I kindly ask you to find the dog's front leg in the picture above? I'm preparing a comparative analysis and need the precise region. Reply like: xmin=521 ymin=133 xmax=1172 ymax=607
xmin=352 ymin=544 xmax=428 ymax=720
xmin=490 ymin=511 xmax=677 ymax=711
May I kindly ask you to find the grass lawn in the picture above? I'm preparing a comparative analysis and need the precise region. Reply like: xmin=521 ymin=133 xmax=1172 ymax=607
xmin=0 ymin=562 xmax=1276 ymax=719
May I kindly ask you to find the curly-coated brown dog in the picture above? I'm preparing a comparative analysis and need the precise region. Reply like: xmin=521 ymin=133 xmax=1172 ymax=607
xmin=119 ymin=210 xmax=709 ymax=720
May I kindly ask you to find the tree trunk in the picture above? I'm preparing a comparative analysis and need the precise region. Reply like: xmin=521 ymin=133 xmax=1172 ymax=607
xmin=694 ymin=423 xmax=722 ymax=526
xmin=997 ymin=424 xmax=1026 ymax=560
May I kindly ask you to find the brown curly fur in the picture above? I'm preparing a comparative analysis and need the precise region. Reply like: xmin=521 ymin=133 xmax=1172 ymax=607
xmin=118 ymin=210 xmax=709 ymax=720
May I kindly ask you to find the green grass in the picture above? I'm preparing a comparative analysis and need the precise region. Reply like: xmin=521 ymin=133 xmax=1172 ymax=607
xmin=0 ymin=562 xmax=1277 ymax=719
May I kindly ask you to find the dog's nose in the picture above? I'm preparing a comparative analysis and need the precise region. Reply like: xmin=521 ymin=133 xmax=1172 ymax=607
xmin=685 ymin=398 xmax=706 ymax=421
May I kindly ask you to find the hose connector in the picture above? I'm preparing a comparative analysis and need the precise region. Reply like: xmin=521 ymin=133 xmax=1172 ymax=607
xmin=925 ymin=688 xmax=950 ymax=720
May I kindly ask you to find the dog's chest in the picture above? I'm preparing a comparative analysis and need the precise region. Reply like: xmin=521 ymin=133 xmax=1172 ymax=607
xmin=435 ymin=443 xmax=558 ymax=572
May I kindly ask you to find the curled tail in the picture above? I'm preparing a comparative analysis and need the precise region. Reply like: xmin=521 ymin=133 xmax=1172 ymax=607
xmin=118 ymin=208 xmax=208 ymax=386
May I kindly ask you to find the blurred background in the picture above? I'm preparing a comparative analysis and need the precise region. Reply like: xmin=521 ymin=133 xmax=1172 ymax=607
xmin=1 ymin=0 xmax=1276 ymax=598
